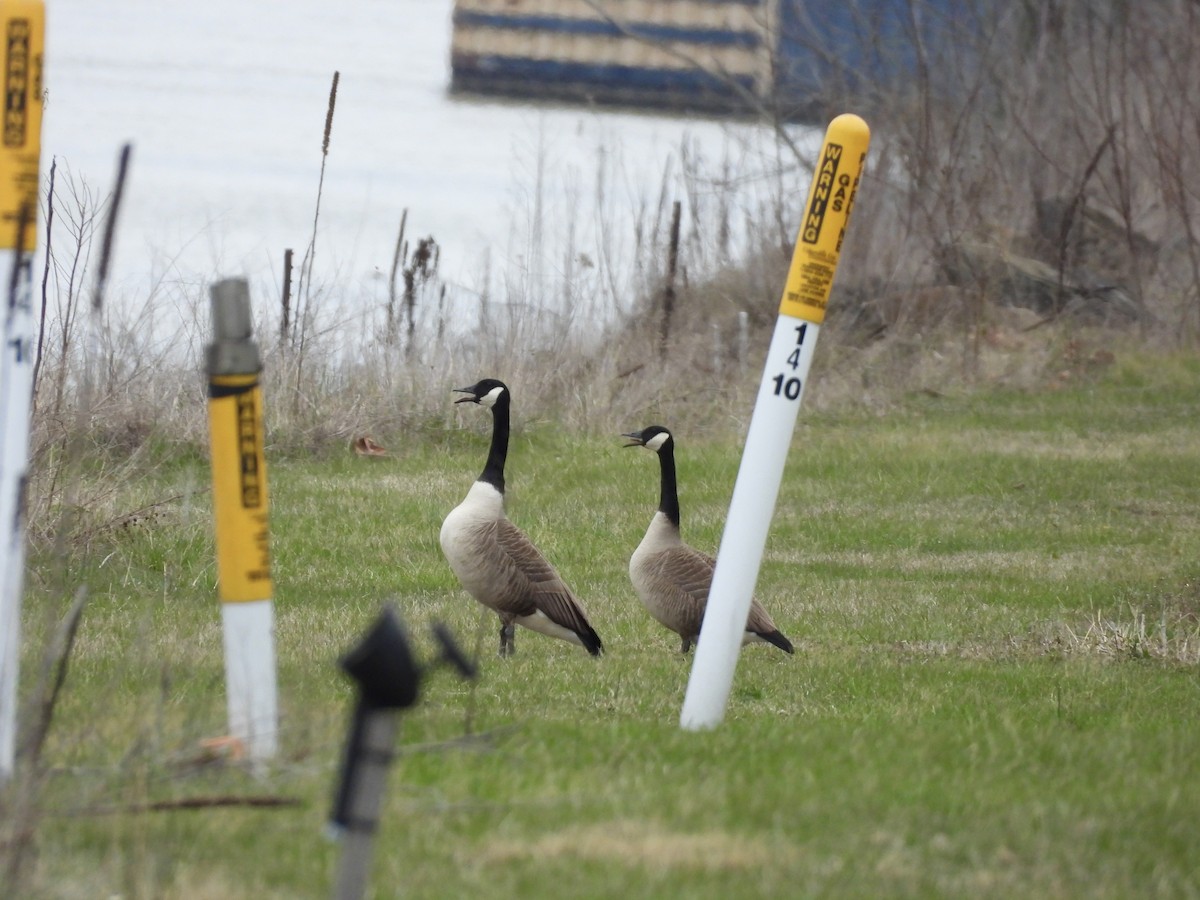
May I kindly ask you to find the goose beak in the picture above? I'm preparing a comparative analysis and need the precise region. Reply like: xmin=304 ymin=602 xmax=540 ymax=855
xmin=621 ymin=431 xmax=645 ymax=448
xmin=453 ymin=388 xmax=479 ymax=404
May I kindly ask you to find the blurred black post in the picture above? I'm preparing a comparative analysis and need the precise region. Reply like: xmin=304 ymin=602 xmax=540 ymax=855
xmin=329 ymin=604 xmax=475 ymax=900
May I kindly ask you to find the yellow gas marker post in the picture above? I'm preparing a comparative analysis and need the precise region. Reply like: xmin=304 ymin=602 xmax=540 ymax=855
xmin=0 ymin=0 xmax=43 ymax=783
xmin=206 ymin=278 xmax=278 ymax=762
xmin=681 ymin=114 xmax=870 ymax=730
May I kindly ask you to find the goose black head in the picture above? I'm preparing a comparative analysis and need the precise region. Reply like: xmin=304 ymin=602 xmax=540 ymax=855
xmin=622 ymin=425 xmax=673 ymax=452
xmin=453 ymin=378 xmax=509 ymax=408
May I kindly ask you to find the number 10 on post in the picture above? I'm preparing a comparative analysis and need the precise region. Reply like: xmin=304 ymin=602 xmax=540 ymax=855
xmin=681 ymin=114 xmax=870 ymax=731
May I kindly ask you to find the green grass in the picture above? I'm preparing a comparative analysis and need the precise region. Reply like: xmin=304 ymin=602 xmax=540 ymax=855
xmin=9 ymin=355 xmax=1200 ymax=898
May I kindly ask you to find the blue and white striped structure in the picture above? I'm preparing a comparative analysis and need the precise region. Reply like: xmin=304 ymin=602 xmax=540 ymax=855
xmin=449 ymin=0 xmax=968 ymax=120
xmin=450 ymin=0 xmax=775 ymax=114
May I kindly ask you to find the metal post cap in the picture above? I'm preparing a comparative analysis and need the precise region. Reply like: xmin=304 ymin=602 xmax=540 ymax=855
xmin=338 ymin=605 xmax=421 ymax=710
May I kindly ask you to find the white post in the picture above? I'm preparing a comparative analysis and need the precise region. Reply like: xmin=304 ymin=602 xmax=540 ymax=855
xmin=206 ymin=278 xmax=278 ymax=761
xmin=220 ymin=600 xmax=278 ymax=758
xmin=681 ymin=114 xmax=870 ymax=730
xmin=0 ymin=0 xmax=45 ymax=783
xmin=0 ymin=243 xmax=35 ymax=783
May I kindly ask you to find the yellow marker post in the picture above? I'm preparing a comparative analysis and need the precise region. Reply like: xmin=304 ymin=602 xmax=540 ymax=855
xmin=206 ymin=278 xmax=278 ymax=762
xmin=0 ymin=0 xmax=42 ymax=253
xmin=681 ymin=114 xmax=869 ymax=731
xmin=0 ymin=0 xmax=44 ymax=783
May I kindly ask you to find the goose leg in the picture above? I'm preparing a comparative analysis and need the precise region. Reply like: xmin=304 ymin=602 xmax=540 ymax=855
xmin=680 ymin=636 xmax=692 ymax=654
xmin=499 ymin=622 xmax=516 ymax=657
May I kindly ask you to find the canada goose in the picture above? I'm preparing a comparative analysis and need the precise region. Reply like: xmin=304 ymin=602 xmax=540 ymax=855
xmin=622 ymin=425 xmax=794 ymax=655
xmin=440 ymin=379 xmax=603 ymax=657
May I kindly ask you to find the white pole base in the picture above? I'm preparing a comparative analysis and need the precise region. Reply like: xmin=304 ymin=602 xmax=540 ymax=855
xmin=1 ymin=245 xmax=35 ymax=783
xmin=680 ymin=315 xmax=820 ymax=731
xmin=0 ymin=552 xmax=21 ymax=780
xmin=221 ymin=599 xmax=278 ymax=762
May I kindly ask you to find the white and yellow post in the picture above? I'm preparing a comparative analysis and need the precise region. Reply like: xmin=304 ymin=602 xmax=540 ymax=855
xmin=0 ymin=0 xmax=44 ymax=784
xmin=681 ymin=114 xmax=870 ymax=731
xmin=206 ymin=278 xmax=278 ymax=762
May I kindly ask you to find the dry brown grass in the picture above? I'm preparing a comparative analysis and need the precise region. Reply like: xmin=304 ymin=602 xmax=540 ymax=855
xmin=477 ymin=818 xmax=790 ymax=872
xmin=1056 ymin=604 xmax=1200 ymax=665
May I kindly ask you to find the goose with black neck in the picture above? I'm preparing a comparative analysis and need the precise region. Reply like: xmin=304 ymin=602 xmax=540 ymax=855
xmin=623 ymin=424 xmax=793 ymax=655
xmin=440 ymin=378 xmax=604 ymax=658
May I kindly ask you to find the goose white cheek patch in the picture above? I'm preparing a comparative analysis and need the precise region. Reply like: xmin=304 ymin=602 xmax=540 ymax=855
xmin=480 ymin=386 xmax=506 ymax=408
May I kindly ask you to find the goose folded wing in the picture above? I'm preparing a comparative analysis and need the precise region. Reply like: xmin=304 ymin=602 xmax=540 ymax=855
xmin=746 ymin=598 xmax=783 ymax=635
xmin=670 ymin=546 xmax=717 ymax=605
xmin=684 ymin=547 xmax=776 ymax=634
xmin=531 ymin=587 xmax=596 ymax=635
xmin=493 ymin=518 xmax=580 ymax=619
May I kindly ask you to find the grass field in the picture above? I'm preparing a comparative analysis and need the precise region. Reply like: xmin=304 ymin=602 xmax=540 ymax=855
xmin=9 ymin=351 xmax=1200 ymax=898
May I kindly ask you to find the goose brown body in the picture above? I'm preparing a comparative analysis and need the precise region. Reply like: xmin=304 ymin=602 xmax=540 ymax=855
xmin=624 ymin=426 xmax=793 ymax=655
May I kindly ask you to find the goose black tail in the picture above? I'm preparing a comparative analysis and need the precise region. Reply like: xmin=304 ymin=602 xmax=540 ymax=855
xmin=579 ymin=623 xmax=604 ymax=657
xmin=759 ymin=629 xmax=794 ymax=655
